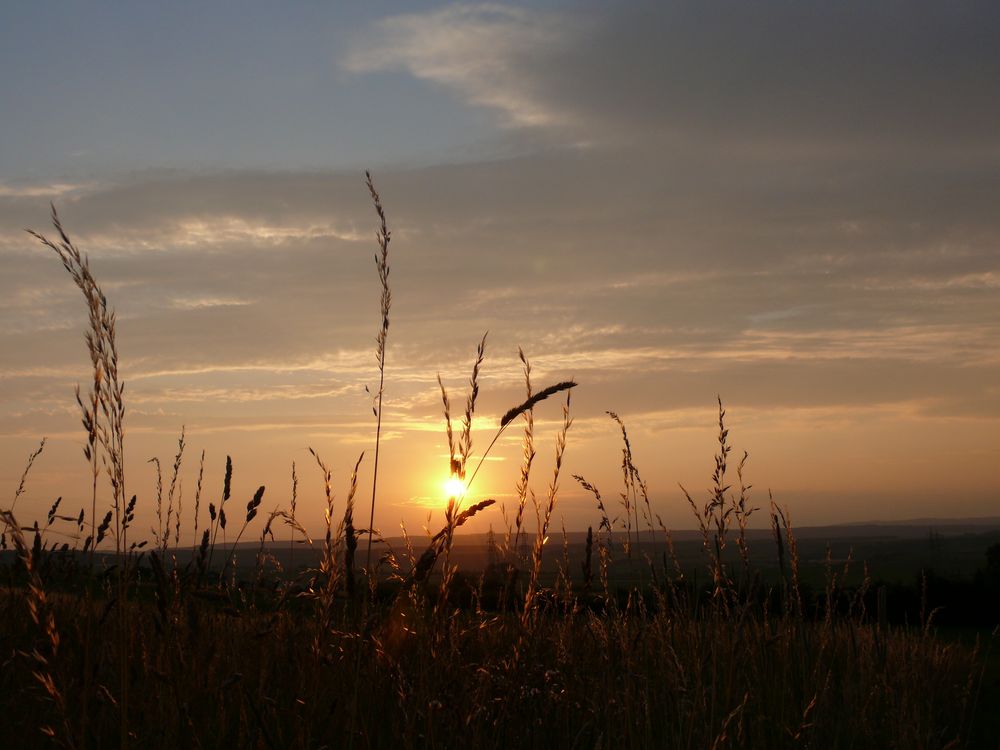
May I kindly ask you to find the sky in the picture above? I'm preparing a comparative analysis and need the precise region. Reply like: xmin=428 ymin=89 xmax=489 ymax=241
xmin=2 ymin=1 xmax=999 ymax=544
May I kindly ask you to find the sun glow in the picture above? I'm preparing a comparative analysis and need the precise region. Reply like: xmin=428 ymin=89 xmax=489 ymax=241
xmin=444 ymin=476 xmax=467 ymax=499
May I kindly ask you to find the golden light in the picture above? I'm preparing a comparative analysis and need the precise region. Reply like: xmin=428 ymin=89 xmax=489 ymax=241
xmin=443 ymin=476 xmax=467 ymax=499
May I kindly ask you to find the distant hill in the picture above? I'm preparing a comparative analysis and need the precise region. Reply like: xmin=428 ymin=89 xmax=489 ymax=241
xmin=154 ymin=516 xmax=1000 ymax=552
xmin=417 ymin=517 xmax=1000 ymax=548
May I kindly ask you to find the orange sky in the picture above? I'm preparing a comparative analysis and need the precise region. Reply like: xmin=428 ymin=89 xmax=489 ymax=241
xmin=2 ymin=3 xmax=999 ymax=542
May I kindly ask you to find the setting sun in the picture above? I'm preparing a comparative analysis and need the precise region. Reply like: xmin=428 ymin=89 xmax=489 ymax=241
xmin=443 ymin=476 xmax=467 ymax=499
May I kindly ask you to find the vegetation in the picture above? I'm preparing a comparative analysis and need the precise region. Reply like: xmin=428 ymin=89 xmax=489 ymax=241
xmin=1 ymin=183 xmax=996 ymax=749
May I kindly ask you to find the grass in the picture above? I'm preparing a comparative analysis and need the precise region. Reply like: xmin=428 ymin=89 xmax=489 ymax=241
xmin=0 ymin=183 xmax=996 ymax=749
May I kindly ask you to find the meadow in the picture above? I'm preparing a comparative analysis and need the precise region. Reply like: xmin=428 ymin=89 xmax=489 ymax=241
xmin=2 ymin=178 xmax=997 ymax=749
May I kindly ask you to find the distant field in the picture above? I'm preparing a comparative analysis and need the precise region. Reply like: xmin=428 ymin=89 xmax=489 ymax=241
xmin=97 ymin=520 xmax=998 ymax=587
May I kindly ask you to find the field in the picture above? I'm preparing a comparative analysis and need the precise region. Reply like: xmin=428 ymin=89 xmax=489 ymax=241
xmin=2 ymin=189 xmax=999 ymax=749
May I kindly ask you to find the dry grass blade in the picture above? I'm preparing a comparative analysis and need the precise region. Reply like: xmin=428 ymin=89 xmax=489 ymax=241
xmin=462 ymin=377 xmax=578 ymax=500
xmin=438 ymin=374 xmax=457 ymax=475
xmin=165 ymin=427 xmax=186 ymax=552
xmin=459 ymin=332 xmax=488 ymax=476
xmin=523 ymin=391 xmax=573 ymax=625
xmin=500 ymin=381 xmax=577 ymax=428
xmin=192 ymin=449 xmax=205 ymax=548
xmin=343 ymin=452 xmax=364 ymax=596
xmin=404 ymin=499 xmax=497 ymax=586
xmin=509 ymin=348 xmax=535 ymax=559
xmin=574 ymin=474 xmax=612 ymax=537
xmin=8 ymin=438 xmax=46 ymax=517
xmin=149 ymin=457 xmax=163 ymax=548
xmin=1 ymin=509 xmax=73 ymax=745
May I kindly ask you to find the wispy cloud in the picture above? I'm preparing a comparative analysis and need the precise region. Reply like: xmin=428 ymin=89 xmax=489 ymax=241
xmin=344 ymin=4 xmax=577 ymax=129
xmin=170 ymin=296 xmax=257 ymax=310
xmin=0 ymin=181 xmax=96 ymax=198
xmin=854 ymin=271 xmax=1000 ymax=292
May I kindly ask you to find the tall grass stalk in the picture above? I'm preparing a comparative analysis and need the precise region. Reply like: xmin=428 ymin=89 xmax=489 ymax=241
xmin=192 ymin=449 xmax=205 ymax=549
xmin=364 ymin=171 xmax=391 ymax=577
xmin=522 ymin=391 xmax=573 ymax=626
xmin=164 ymin=426 xmax=186 ymax=555
xmin=219 ymin=485 xmax=265 ymax=586
xmin=509 ymin=348 xmax=535 ymax=560
xmin=29 ymin=206 xmax=130 ymax=748
xmin=206 ymin=455 xmax=233 ymax=577
xmin=289 ymin=461 xmax=298 ymax=569
xmin=7 ymin=438 xmax=46 ymax=519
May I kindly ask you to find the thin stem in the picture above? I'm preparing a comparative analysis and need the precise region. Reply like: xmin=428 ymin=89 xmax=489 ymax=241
xmin=365 ymin=365 xmax=385 ymax=574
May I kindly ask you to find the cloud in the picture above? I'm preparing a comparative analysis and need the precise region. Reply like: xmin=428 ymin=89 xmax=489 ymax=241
xmin=344 ymin=4 xmax=578 ymax=129
xmin=854 ymin=271 xmax=1000 ymax=292
xmin=3 ymin=163 xmax=998 ymax=414
xmin=75 ymin=217 xmax=365 ymax=255
xmin=346 ymin=2 xmax=1000 ymax=156
xmin=0 ymin=181 xmax=96 ymax=198
xmin=170 ymin=296 xmax=257 ymax=310
xmin=128 ymin=382 xmax=357 ymax=405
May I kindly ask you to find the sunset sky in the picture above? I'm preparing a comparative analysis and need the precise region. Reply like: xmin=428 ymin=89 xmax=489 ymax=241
xmin=2 ymin=2 xmax=999 ymax=542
